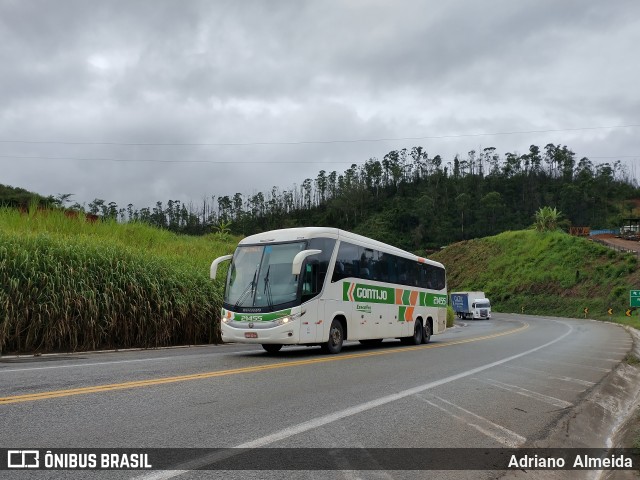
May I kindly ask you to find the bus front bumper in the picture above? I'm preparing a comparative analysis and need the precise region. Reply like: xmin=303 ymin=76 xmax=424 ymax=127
xmin=221 ymin=322 xmax=301 ymax=344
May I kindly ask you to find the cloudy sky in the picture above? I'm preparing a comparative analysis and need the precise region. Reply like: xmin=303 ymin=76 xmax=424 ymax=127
xmin=1 ymin=0 xmax=639 ymax=210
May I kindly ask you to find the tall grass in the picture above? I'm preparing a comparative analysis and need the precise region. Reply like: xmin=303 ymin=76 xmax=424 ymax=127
xmin=0 ymin=208 xmax=237 ymax=353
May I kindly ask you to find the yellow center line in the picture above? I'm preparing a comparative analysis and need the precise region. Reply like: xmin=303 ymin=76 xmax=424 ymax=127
xmin=0 ymin=322 xmax=529 ymax=405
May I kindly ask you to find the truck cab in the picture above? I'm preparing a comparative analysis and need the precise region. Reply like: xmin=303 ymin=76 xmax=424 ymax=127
xmin=471 ymin=298 xmax=491 ymax=319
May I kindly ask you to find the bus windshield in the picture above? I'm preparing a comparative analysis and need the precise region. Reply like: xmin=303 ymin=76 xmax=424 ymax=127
xmin=224 ymin=242 xmax=307 ymax=308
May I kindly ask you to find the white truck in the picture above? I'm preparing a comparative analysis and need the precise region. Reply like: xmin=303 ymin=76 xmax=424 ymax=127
xmin=450 ymin=291 xmax=491 ymax=320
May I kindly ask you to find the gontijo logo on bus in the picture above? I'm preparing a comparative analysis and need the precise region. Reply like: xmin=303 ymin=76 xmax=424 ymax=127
xmin=344 ymin=283 xmax=394 ymax=304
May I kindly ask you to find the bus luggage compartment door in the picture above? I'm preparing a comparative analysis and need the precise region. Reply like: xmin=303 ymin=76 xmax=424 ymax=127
xmin=299 ymin=302 xmax=318 ymax=344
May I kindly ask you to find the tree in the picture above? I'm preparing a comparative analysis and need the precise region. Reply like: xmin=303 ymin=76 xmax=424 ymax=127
xmin=482 ymin=147 xmax=499 ymax=176
xmin=213 ymin=219 xmax=232 ymax=241
xmin=302 ymin=178 xmax=313 ymax=209
xmin=315 ymin=170 xmax=327 ymax=203
xmin=456 ymin=193 xmax=471 ymax=239
xmin=534 ymin=206 xmax=562 ymax=232
xmin=88 ymin=198 xmax=105 ymax=216
xmin=528 ymin=145 xmax=542 ymax=174
xmin=217 ymin=196 xmax=232 ymax=222
xmin=53 ymin=193 xmax=73 ymax=208
xmin=232 ymin=193 xmax=243 ymax=221
xmin=480 ymin=191 xmax=504 ymax=234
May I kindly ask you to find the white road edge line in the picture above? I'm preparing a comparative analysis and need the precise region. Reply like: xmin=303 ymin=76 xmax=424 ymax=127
xmin=542 ymin=353 xmax=620 ymax=362
xmin=416 ymin=394 xmax=526 ymax=448
xmin=529 ymin=358 xmax=610 ymax=372
xmin=478 ymin=378 xmax=573 ymax=409
xmin=504 ymin=365 xmax=596 ymax=386
xmin=587 ymin=348 xmax=630 ymax=353
xmin=133 ymin=320 xmax=573 ymax=480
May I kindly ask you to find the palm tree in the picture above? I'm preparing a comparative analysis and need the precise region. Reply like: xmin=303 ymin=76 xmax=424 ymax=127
xmin=534 ymin=206 xmax=562 ymax=232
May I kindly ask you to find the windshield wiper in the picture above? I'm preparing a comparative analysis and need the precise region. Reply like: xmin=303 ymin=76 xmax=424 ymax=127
xmin=234 ymin=268 xmax=258 ymax=308
xmin=263 ymin=265 xmax=273 ymax=310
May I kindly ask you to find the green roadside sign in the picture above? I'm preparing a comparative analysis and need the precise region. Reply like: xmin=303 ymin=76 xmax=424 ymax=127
xmin=630 ymin=290 xmax=640 ymax=307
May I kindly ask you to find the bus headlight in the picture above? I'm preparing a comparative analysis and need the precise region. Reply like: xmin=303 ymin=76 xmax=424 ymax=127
xmin=273 ymin=312 xmax=302 ymax=326
xmin=274 ymin=316 xmax=291 ymax=326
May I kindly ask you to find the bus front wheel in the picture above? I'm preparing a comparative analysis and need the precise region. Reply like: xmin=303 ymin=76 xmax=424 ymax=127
xmin=402 ymin=322 xmax=423 ymax=345
xmin=321 ymin=319 xmax=344 ymax=354
xmin=262 ymin=344 xmax=283 ymax=353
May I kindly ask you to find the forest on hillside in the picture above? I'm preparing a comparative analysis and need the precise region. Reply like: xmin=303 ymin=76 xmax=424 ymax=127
xmin=2 ymin=143 xmax=638 ymax=251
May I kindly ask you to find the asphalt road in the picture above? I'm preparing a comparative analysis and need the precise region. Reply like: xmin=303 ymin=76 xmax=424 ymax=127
xmin=0 ymin=313 xmax=633 ymax=479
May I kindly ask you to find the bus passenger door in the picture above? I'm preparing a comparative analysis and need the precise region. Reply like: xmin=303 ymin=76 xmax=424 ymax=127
xmin=299 ymin=262 xmax=319 ymax=344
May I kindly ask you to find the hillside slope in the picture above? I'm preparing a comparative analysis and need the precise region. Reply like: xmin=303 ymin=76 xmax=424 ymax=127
xmin=0 ymin=183 xmax=51 ymax=207
xmin=431 ymin=230 xmax=640 ymax=326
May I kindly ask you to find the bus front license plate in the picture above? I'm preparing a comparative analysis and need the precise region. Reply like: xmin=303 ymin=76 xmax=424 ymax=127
xmin=245 ymin=332 xmax=258 ymax=338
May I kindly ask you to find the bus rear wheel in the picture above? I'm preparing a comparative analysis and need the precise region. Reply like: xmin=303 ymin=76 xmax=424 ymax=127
xmin=321 ymin=319 xmax=344 ymax=354
xmin=422 ymin=321 xmax=431 ymax=344
xmin=262 ymin=344 xmax=283 ymax=353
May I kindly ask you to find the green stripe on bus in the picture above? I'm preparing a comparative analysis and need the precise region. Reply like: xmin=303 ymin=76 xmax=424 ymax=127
xmin=402 ymin=290 xmax=411 ymax=305
xmin=342 ymin=282 xmax=446 ymax=307
xmin=224 ymin=308 xmax=292 ymax=322
xmin=421 ymin=293 xmax=448 ymax=307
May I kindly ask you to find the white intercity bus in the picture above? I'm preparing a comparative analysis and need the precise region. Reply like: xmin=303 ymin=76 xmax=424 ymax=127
xmin=210 ymin=227 xmax=447 ymax=354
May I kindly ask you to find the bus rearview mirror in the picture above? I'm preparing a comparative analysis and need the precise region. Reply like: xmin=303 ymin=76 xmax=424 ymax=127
xmin=291 ymin=249 xmax=322 ymax=276
xmin=210 ymin=254 xmax=233 ymax=279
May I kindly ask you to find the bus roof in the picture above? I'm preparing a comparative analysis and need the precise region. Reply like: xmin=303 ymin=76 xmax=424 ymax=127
xmin=238 ymin=227 xmax=444 ymax=268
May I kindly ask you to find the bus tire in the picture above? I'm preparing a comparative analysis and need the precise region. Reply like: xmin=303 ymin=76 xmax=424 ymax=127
xmin=422 ymin=321 xmax=431 ymax=344
xmin=262 ymin=344 xmax=283 ymax=353
xmin=402 ymin=322 xmax=423 ymax=345
xmin=321 ymin=319 xmax=344 ymax=354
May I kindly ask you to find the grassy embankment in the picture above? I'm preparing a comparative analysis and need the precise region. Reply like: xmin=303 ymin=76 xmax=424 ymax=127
xmin=0 ymin=208 xmax=237 ymax=354
xmin=431 ymin=229 xmax=640 ymax=329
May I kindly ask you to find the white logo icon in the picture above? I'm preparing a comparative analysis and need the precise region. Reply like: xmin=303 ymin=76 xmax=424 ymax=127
xmin=7 ymin=450 xmax=40 ymax=469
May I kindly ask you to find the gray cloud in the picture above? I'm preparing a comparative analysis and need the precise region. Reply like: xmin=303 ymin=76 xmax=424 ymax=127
xmin=1 ymin=0 xmax=638 ymax=210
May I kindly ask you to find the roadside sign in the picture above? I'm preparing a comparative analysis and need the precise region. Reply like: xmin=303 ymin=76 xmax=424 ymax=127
xmin=607 ymin=308 xmax=613 ymax=316
xmin=631 ymin=290 xmax=640 ymax=307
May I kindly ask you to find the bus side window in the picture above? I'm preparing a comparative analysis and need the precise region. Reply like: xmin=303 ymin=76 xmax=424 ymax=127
xmin=331 ymin=242 xmax=360 ymax=282
xmin=360 ymin=248 xmax=374 ymax=280
xmin=380 ymin=253 xmax=396 ymax=283
xmin=372 ymin=250 xmax=386 ymax=282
